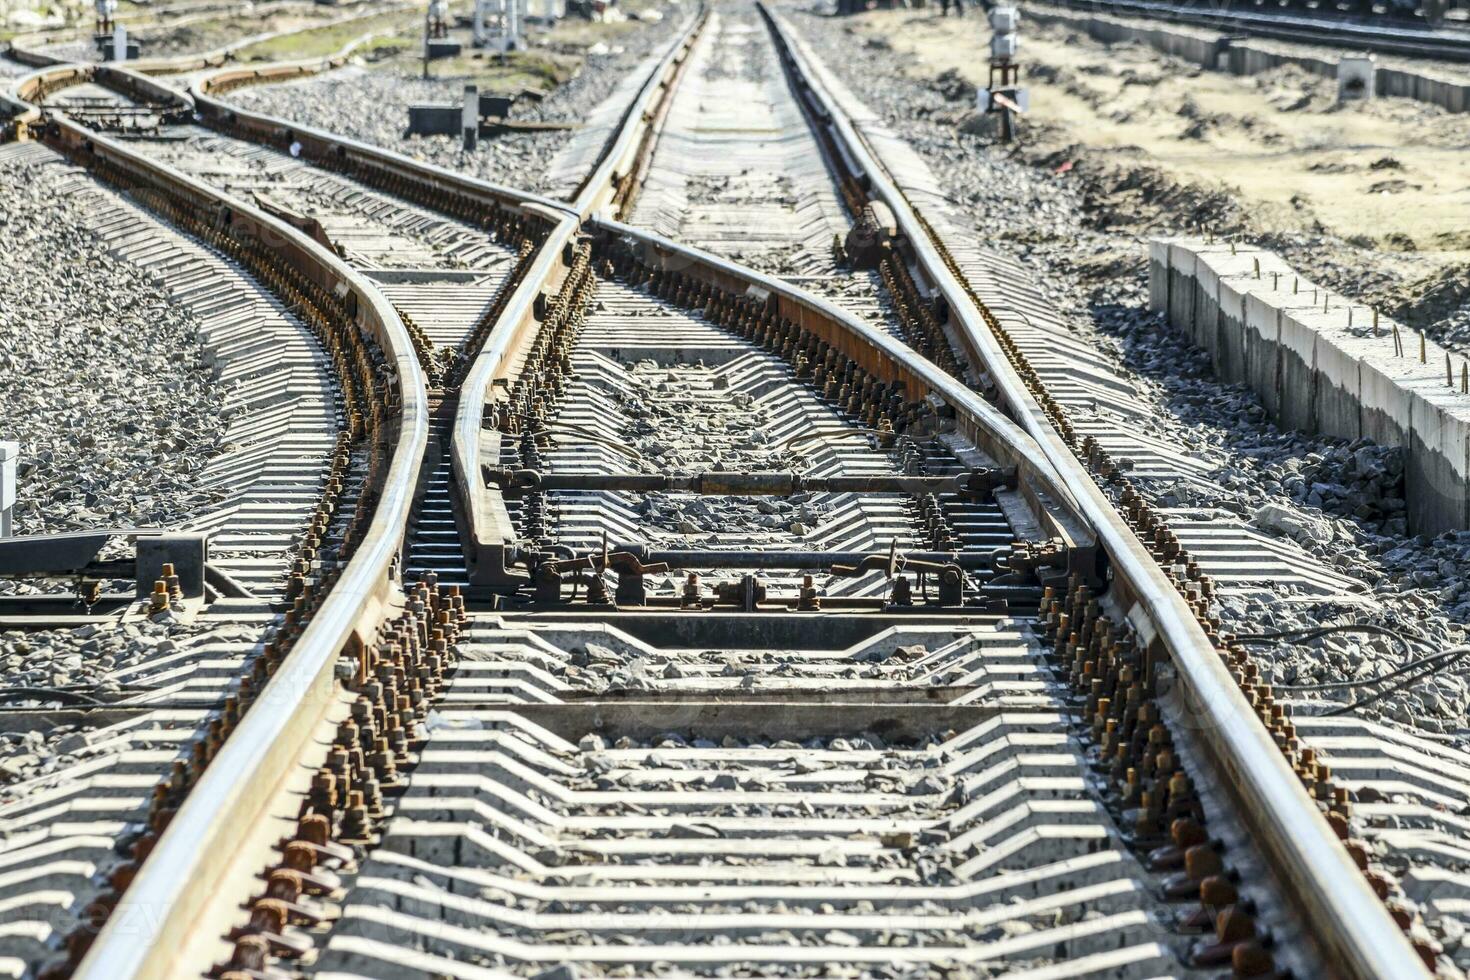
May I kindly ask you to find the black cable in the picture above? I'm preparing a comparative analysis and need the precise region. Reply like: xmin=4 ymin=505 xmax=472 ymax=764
xmin=1274 ymin=643 xmax=1466 ymax=693
xmin=1321 ymin=646 xmax=1470 ymax=717
xmin=1235 ymin=623 xmax=1426 ymax=684
xmin=1234 ymin=622 xmax=1470 ymax=716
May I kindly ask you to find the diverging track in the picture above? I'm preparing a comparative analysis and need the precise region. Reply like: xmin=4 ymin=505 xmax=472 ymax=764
xmin=0 ymin=2 xmax=1445 ymax=977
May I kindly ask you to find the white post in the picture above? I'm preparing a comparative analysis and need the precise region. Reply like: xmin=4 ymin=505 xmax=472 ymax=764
xmin=473 ymin=0 xmax=486 ymax=46
xmin=505 ymin=0 xmax=520 ymax=49
xmin=0 ymin=442 xmax=17 ymax=538
xmin=463 ymin=84 xmax=478 ymax=150
xmin=1337 ymin=54 xmax=1376 ymax=102
xmin=112 ymin=23 xmax=126 ymax=62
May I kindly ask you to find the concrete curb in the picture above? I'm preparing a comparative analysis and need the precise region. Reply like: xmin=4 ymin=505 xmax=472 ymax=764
xmin=1149 ymin=238 xmax=1470 ymax=536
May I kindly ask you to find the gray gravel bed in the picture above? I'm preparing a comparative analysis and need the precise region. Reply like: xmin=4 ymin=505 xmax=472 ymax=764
xmin=0 ymin=614 xmax=224 ymax=775
xmin=785 ymin=7 xmax=1470 ymax=740
xmin=0 ymin=149 xmax=230 ymax=740
xmin=227 ymin=9 xmax=682 ymax=196
xmin=618 ymin=359 xmax=829 ymax=543
xmin=0 ymin=611 xmax=261 ymax=781
xmin=0 ymin=154 xmax=227 ymax=538
xmin=558 ymin=639 xmax=932 ymax=692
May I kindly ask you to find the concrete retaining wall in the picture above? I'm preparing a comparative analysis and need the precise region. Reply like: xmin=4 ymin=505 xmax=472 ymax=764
xmin=1028 ymin=3 xmax=1470 ymax=114
xmin=1226 ymin=38 xmax=1339 ymax=81
xmin=1149 ymin=239 xmax=1470 ymax=536
xmin=1027 ymin=4 xmax=1225 ymax=68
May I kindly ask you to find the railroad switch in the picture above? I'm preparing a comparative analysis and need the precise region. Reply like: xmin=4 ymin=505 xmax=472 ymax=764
xmin=518 ymin=537 xmax=1021 ymax=610
xmin=1000 ymin=539 xmax=1072 ymax=588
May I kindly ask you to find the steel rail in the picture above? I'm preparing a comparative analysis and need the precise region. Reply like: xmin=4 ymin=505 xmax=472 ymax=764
xmin=569 ymin=6 xmax=708 ymax=216
xmin=175 ymin=18 xmax=411 ymax=92
xmin=760 ymin=5 xmax=1427 ymax=976
xmin=35 ymin=8 xmax=707 ymax=587
xmin=0 ymin=46 xmax=570 ymax=977
xmin=451 ymin=8 xmax=706 ymax=585
xmin=188 ymin=67 xmax=571 ymax=220
xmin=452 ymin=213 xmax=578 ymax=583
xmin=0 ymin=88 xmax=429 ymax=978
xmin=452 ymin=5 xmax=1100 ymax=592
xmin=5 ymin=53 xmax=568 ymax=216
xmin=9 ymin=61 xmax=194 ymax=115
xmin=190 ymin=23 xmax=579 ymax=578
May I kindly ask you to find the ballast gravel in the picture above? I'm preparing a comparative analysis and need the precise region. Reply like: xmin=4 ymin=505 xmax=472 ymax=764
xmin=619 ymin=360 xmax=830 ymax=545
xmin=227 ymin=10 xmax=682 ymax=197
xmin=0 ymin=615 xmax=240 ymax=782
xmin=0 ymin=151 xmax=229 ymax=729
xmin=785 ymin=8 xmax=1470 ymax=741
xmin=0 ymin=156 xmax=227 ymax=536
xmin=559 ymin=639 xmax=932 ymax=693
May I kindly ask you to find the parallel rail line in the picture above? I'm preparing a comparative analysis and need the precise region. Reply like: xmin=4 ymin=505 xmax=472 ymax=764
xmin=0 ymin=4 xmax=1444 ymax=977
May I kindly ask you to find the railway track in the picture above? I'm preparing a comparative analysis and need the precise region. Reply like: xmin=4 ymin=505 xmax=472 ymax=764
xmin=2 ymin=2 xmax=1467 ymax=977
xmin=1037 ymin=0 xmax=1470 ymax=62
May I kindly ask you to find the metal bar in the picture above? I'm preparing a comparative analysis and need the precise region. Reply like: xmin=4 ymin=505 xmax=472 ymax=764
xmin=0 ymin=443 xmax=15 ymax=539
xmin=488 ymin=467 xmax=1001 ymax=496
xmin=552 ymin=546 xmax=1002 ymax=572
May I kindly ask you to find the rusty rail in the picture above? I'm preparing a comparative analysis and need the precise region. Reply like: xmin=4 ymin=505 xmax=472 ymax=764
xmin=1 ymin=79 xmax=430 ymax=979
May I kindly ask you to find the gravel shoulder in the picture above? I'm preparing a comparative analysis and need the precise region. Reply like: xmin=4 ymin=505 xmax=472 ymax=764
xmin=0 ymin=150 xmax=226 ymax=536
xmin=784 ymin=4 xmax=1470 ymax=742
xmin=33 ymin=1 xmax=377 ymax=61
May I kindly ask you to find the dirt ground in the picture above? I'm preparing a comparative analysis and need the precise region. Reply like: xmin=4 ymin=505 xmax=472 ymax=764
xmin=237 ymin=0 xmax=674 ymax=92
xmin=142 ymin=8 xmax=364 ymax=55
xmin=836 ymin=6 xmax=1470 ymax=283
xmin=235 ymin=9 xmax=424 ymax=61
